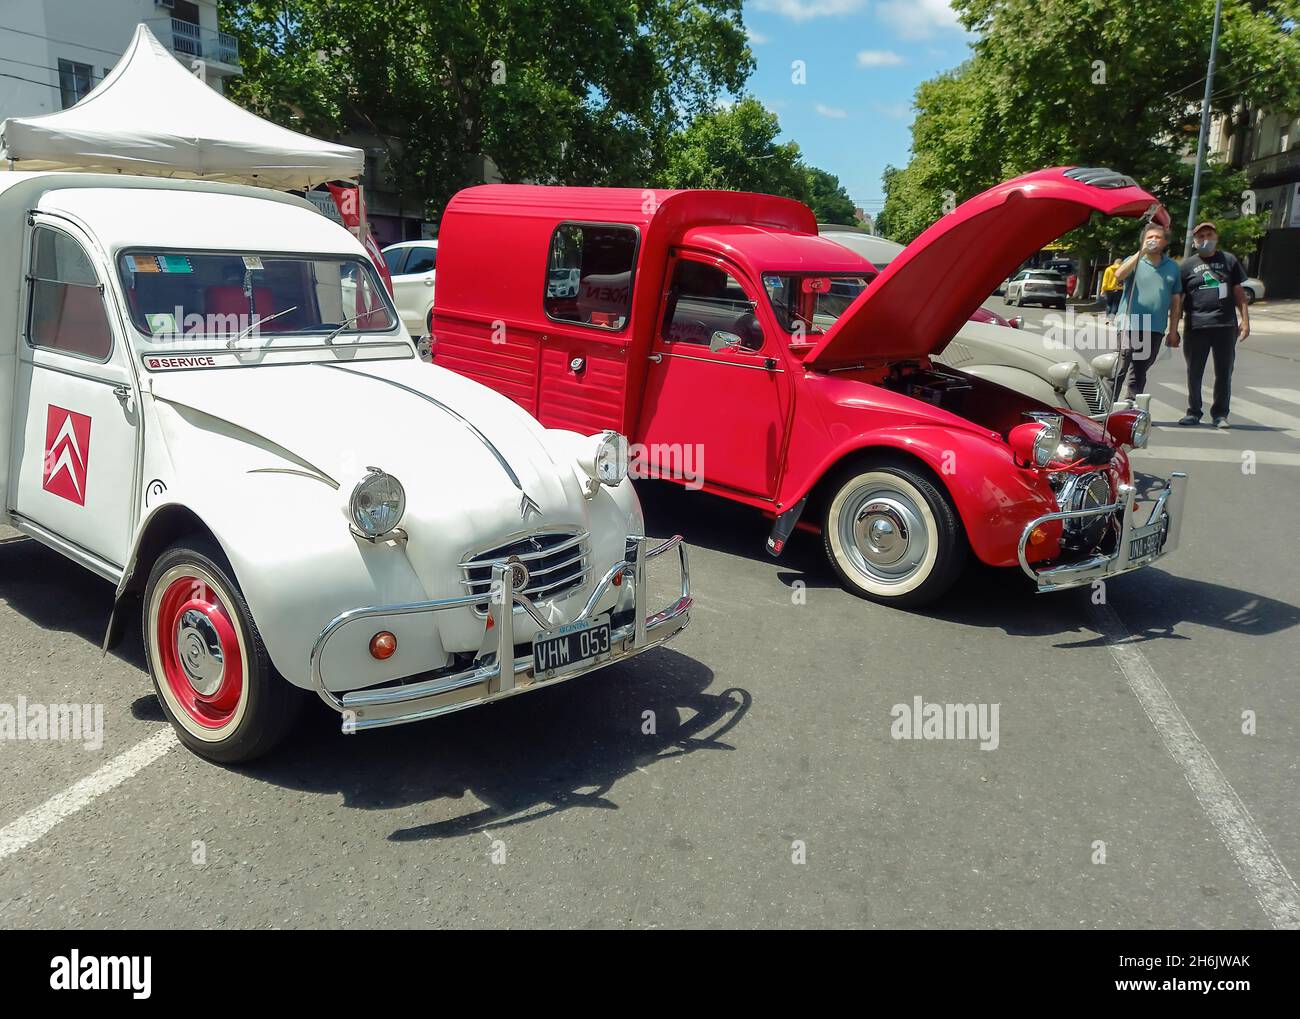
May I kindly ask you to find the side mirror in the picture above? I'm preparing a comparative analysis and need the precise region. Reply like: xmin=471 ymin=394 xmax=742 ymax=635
xmin=709 ymin=330 xmax=742 ymax=353
xmin=1091 ymin=351 xmax=1120 ymax=379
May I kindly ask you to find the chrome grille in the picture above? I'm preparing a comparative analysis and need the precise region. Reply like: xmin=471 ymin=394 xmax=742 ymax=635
xmin=1072 ymin=377 xmax=1107 ymax=413
xmin=459 ymin=529 xmax=590 ymax=613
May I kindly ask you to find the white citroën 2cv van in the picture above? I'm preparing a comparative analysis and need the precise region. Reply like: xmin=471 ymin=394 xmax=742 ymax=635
xmin=0 ymin=172 xmax=691 ymax=763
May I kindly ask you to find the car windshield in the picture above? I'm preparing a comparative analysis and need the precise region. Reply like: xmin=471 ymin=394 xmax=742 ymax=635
xmin=117 ymin=251 xmax=396 ymax=345
xmin=764 ymin=272 xmax=875 ymax=336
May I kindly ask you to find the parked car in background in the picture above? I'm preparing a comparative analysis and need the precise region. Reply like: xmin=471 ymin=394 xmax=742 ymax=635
xmin=0 ymin=173 xmax=689 ymax=763
xmin=381 ymin=239 xmax=438 ymax=337
xmin=432 ymin=168 xmax=1184 ymax=608
xmin=1004 ymin=268 xmax=1068 ymax=309
xmin=1243 ymin=277 xmax=1265 ymax=304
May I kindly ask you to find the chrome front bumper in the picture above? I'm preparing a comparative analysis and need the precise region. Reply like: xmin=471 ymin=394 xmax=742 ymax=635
xmin=1017 ymin=472 xmax=1187 ymax=593
xmin=309 ymin=535 xmax=692 ymax=732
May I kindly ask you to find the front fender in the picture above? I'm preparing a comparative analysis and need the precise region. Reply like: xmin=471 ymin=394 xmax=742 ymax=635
xmin=781 ymin=425 xmax=1062 ymax=567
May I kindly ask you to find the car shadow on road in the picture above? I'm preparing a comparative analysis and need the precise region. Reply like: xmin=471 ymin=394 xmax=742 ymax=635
xmin=240 ymin=649 xmax=750 ymax=841
xmin=635 ymin=477 xmax=1300 ymax=647
xmin=0 ymin=535 xmax=149 ymax=672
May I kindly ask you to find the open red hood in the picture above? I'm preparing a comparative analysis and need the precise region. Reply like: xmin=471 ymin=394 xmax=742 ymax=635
xmin=804 ymin=167 xmax=1165 ymax=369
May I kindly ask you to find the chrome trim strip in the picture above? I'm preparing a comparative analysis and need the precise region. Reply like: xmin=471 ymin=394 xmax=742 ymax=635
xmin=8 ymin=513 xmax=124 ymax=584
xmin=322 ymin=362 xmax=523 ymax=491
xmin=659 ymin=350 xmax=784 ymax=373
xmin=458 ymin=528 xmax=589 ymax=568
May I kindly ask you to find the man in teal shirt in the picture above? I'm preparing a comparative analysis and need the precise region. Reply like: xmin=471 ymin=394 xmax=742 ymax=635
xmin=1114 ymin=222 xmax=1184 ymax=400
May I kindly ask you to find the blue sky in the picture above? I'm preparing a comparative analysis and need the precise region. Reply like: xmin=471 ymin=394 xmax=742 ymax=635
xmin=741 ymin=0 xmax=973 ymax=218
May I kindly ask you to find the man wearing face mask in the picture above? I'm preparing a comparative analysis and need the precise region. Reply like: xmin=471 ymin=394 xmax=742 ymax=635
xmin=1113 ymin=222 xmax=1182 ymax=402
xmin=1175 ymin=222 xmax=1249 ymax=428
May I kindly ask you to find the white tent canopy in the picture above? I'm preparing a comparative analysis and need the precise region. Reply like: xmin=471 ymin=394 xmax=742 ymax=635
xmin=0 ymin=24 xmax=363 ymax=190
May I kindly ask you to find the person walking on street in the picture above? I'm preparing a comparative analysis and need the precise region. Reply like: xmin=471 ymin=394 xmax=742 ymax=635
xmin=1100 ymin=258 xmax=1123 ymax=320
xmin=1175 ymin=222 xmax=1250 ymax=429
xmin=1114 ymin=223 xmax=1182 ymax=401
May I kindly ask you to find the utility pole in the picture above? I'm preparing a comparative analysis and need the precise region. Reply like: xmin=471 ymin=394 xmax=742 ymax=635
xmin=1184 ymin=0 xmax=1224 ymax=257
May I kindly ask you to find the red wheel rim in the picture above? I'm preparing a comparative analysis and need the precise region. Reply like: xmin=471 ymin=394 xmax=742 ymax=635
xmin=155 ymin=575 xmax=244 ymax=729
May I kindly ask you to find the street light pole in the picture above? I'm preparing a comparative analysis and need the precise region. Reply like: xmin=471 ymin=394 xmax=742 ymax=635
xmin=1184 ymin=0 xmax=1224 ymax=257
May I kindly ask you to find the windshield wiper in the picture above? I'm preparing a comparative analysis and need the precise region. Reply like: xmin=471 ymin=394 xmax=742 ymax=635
xmin=323 ymin=307 xmax=387 ymax=345
xmin=227 ymin=305 xmax=299 ymax=349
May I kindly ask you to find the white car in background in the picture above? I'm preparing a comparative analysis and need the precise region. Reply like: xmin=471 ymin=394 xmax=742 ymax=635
xmin=382 ymin=239 xmax=438 ymax=338
xmin=819 ymin=226 xmax=1116 ymax=417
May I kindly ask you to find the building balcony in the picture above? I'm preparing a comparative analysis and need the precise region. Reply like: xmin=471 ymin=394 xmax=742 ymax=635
xmin=1246 ymin=147 xmax=1300 ymax=186
xmin=153 ymin=18 xmax=241 ymax=74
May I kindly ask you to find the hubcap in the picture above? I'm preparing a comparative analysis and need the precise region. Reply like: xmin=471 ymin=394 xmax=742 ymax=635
xmin=839 ymin=484 xmax=931 ymax=586
xmin=177 ymin=609 xmax=224 ymax=696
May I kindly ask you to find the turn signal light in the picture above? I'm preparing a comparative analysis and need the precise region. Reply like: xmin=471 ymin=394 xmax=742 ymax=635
xmin=1029 ymin=527 xmax=1048 ymax=546
xmin=369 ymin=631 xmax=397 ymax=660
xmin=612 ymin=569 xmax=623 ymax=587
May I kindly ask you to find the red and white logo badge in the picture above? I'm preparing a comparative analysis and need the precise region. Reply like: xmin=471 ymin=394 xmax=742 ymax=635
xmin=43 ymin=405 xmax=92 ymax=506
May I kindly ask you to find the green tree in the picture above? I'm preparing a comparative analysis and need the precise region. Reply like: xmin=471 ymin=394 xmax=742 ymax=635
xmin=804 ymin=166 xmax=858 ymax=224
xmin=222 ymin=0 xmax=753 ymax=220
xmin=659 ymin=97 xmax=807 ymax=197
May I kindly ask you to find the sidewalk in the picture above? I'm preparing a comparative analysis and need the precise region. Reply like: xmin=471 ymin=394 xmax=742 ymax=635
xmin=1247 ymin=298 xmax=1300 ymax=336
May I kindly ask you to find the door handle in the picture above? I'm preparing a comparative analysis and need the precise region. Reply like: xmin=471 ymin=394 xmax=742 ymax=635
xmin=112 ymin=384 xmax=131 ymax=404
xmin=648 ymin=353 xmax=663 ymax=363
xmin=423 ymin=278 xmax=434 ymax=286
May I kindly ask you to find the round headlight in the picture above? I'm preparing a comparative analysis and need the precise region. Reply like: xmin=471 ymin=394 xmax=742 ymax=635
xmin=1047 ymin=361 xmax=1079 ymax=391
xmin=1130 ymin=410 xmax=1151 ymax=449
xmin=350 ymin=467 xmax=405 ymax=538
xmin=1032 ymin=422 xmax=1061 ymax=467
xmin=578 ymin=430 xmax=629 ymax=489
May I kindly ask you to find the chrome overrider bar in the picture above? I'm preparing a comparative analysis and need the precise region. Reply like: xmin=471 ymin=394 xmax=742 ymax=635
xmin=1016 ymin=472 xmax=1188 ymax=593
xmin=309 ymin=535 xmax=692 ymax=732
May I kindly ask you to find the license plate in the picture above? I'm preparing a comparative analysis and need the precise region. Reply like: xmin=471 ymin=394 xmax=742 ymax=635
xmin=1128 ymin=527 xmax=1165 ymax=561
xmin=533 ymin=615 xmax=611 ymax=676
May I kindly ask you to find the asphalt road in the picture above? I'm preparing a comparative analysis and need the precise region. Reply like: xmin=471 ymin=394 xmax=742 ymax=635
xmin=0 ymin=305 xmax=1296 ymax=929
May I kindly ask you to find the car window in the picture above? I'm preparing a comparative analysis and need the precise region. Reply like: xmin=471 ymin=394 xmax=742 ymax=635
xmin=117 ymin=251 xmax=395 ymax=345
xmin=403 ymin=247 xmax=436 ymax=275
xmin=382 ymin=247 xmax=407 ymax=274
xmin=27 ymin=226 xmax=113 ymax=361
xmin=663 ymin=260 xmax=764 ymax=351
xmin=544 ymin=223 xmax=637 ymax=330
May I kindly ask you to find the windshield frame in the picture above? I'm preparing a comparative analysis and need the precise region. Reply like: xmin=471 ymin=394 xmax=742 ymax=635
xmin=763 ymin=269 xmax=877 ymax=338
xmin=115 ymin=245 xmax=402 ymax=348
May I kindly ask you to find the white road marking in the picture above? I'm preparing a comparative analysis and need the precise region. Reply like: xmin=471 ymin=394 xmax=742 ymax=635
xmin=0 ymin=727 xmax=178 ymax=862
xmin=1159 ymin=383 xmax=1300 ymax=439
xmin=1133 ymin=446 xmax=1300 ymax=466
xmin=1145 ymin=397 xmax=1192 ymax=427
xmin=1091 ymin=604 xmax=1300 ymax=930
xmin=1249 ymin=387 xmax=1300 ymax=407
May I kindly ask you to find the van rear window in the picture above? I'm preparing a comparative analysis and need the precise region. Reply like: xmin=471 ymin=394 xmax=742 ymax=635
xmin=544 ymin=223 xmax=637 ymax=331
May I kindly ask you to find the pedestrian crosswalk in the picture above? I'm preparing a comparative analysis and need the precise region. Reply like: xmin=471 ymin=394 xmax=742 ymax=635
xmin=1130 ymin=383 xmax=1300 ymax=465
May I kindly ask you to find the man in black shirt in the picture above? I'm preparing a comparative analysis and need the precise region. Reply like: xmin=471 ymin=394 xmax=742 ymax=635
xmin=1173 ymin=222 xmax=1250 ymax=428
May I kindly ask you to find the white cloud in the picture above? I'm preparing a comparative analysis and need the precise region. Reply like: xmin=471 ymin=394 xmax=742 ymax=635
xmin=856 ymin=49 xmax=905 ymax=67
xmin=754 ymin=0 xmax=867 ymax=22
xmin=876 ymin=0 xmax=964 ymax=40
xmin=872 ymin=100 xmax=912 ymax=119
xmin=815 ymin=103 xmax=849 ymax=119
xmin=746 ymin=27 xmax=770 ymax=45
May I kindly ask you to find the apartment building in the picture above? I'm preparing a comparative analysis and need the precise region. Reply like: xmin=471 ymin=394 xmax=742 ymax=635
xmin=0 ymin=0 xmax=239 ymax=122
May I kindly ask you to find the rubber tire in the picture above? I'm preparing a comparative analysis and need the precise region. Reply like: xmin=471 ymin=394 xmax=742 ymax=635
xmin=143 ymin=538 xmax=303 ymax=764
xmin=823 ymin=460 xmax=968 ymax=609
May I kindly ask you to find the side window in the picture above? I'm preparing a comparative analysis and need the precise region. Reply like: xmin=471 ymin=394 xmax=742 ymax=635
xmin=544 ymin=223 xmax=636 ymax=330
xmin=404 ymin=247 xmax=436 ymax=274
xmin=382 ymin=247 xmax=407 ymax=275
xmin=662 ymin=260 xmax=764 ymax=351
xmin=27 ymin=227 xmax=113 ymax=360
